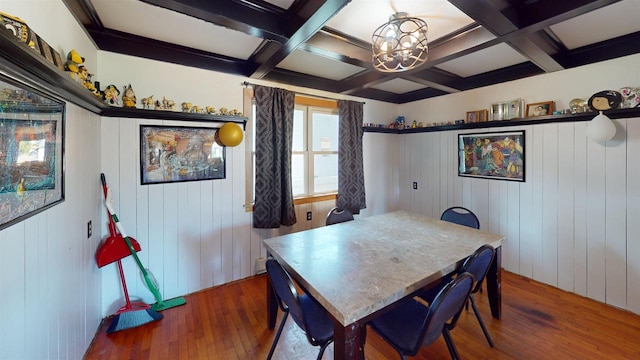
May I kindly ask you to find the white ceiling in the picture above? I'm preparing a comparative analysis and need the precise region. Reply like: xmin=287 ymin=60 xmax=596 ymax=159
xmin=77 ymin=0 xmax=640 ymax=102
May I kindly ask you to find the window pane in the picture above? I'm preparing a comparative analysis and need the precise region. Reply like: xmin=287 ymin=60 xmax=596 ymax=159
xmin=292 ymin=154 xmax=305 ymax=196
xmin=312 ymin=113 xmax=338 ymax=151
xmin=293 ymin=109 xmax=304 ymax=151
xmin=313 ymin=153 xmax=337 ymax=193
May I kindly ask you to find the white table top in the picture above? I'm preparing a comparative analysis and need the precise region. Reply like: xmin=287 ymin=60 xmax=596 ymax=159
xmin=263 ymin=210 xmax=505 ymax=326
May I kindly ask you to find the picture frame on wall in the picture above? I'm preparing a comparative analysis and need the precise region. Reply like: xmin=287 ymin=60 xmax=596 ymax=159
xmin=140 ymin=125 xmax=226 ymax=185
xmin=0 ymin=74 xmax=65 ymax=230
xmin=526 ymin=101 xmax=554 ymax=117
xmin=458 ymin=130 xmax=525 ymax=182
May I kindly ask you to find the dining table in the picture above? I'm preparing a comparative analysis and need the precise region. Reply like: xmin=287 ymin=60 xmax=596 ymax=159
xmin=263 ymin=210 xmax=505 ymax=360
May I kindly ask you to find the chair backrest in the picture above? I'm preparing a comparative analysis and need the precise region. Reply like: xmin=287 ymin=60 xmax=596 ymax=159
xmin=440 ymin=206 xmax=480 ymax=229
xmin=420 ymin=272 xmax=474 ymax=348
xmin=266 ymin=259 xmax=305 ymax=328
xmin=460 ymin=245 xmax=495 ymax=294
xmin=326 ymin=207 xmax=354 ymax=226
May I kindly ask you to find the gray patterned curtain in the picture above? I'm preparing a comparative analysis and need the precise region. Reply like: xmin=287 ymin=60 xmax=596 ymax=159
xmin=337 ymin=100 xmax=366 ymax=214
xmin=253 ymin=85 xmax=297 ymax=228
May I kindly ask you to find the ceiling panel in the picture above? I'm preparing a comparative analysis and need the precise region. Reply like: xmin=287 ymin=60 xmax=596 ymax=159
xmin=435 ymin=43 xmax=529 ymax=78
xmin=370 ymin=78 xmax=428 ymax=94
xmin=325 ymin=0 xmax=474 ymax=44
xmin=91 ymin=0 xmax=263 ymax=59
xmin=263 ymin=0 xmax=296 ymax=10
xmin=550 ymin=0 xmax=640 ymax=50
xmin=277 ymin=49 xmax=365 ymax=80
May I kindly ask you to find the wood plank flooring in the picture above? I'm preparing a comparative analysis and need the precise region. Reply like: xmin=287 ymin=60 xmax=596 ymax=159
xmin=84 ymin=271 xmax=640 ymax=359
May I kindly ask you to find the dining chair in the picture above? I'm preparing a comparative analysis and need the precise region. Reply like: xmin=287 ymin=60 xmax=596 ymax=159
xmin=325 ymin=206 xmax=354 ymax=226
xmin=265 ymin=259 xmax=334 ymax=360
xmin=418 ymin=245 xmax=496 ymax=348
xmin=440 ymin=206 xmax=480 ymax=229
xmin=368 ymin=273 xmax=474 ymax=360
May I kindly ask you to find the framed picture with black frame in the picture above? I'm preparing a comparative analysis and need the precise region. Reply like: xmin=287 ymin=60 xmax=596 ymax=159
xmin=140 ymin=125 xmax=226 ymax=185
xmin=0 ymin=73 xmax=65 ymax=230
xmin=458 ymin=130 xmax=525 ymax=182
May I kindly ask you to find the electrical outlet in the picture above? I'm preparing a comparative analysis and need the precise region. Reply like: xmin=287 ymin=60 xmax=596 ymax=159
xmin=87 ymin=220 xmax=92 ymax=238
xmin=306 ymin=211 xmax=312 ymax=221
xmin=413 ymin=181 xmax=418 ymax=190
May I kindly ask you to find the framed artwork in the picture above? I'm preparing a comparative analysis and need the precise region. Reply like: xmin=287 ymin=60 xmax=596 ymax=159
xmin=490 ymin=99 xmax=524 ymax=121
xmin=458 ymin=130 xmax=525 ymax=182
xmin=526 ymin=101 xmax=554 ymax=117
xmin=465 ymin=109 xmax=488 ymax=123
xmin=0 ymin=74 xmax=65 ymax=230
xmin=140 ymin=125 xmax=226 ymax=185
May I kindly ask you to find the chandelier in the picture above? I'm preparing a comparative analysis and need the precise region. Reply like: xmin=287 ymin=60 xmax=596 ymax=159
xmin=372 ymin=12 xmax=428 ymax=72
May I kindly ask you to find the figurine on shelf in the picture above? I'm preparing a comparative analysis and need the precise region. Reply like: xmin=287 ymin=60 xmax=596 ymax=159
xmin=181 ymin=102 xmax=192 ymax=112
xmin=229 ymin=109 xmax=242 ymax=116
xmin=219 ymin=107 xmax=228 ymax=115
xmin=63 ymin=49 xmax=84 ymax=80
xmin=206 ymin=106 xmax=216 ymax=114
xmin=141 ymin=95 xmax=153 ymax=109
xmin=121 ymin=84 xmax=136 ymax=108
xmin=165 ymin=98 xmax=176 ymax=111
xmin=102 ymin=84 xmax=121 ymax=107
xmin=192 ymin=105 xmax=201 ymax=114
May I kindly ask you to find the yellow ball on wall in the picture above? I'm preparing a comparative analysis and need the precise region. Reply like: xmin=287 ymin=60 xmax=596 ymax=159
xmin=217 ymin=122 xmax=243 ymax=147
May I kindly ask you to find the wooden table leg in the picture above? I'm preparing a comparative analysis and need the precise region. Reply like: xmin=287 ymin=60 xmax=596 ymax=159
xmin=332 ymin=320 xmax=366 ymax=360
xmin=486 ymin=245 xmax=502 ymax=319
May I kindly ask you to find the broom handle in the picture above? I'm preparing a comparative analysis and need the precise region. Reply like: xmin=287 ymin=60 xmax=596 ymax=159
xmin=116 ymin=259 xmax=132 ymax=308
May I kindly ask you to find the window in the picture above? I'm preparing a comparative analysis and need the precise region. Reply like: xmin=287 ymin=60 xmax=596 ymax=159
xmin=292 ymin=105 xmax=339 ymax=196
xmin=244 ymin=92 xmax=339 ymax=206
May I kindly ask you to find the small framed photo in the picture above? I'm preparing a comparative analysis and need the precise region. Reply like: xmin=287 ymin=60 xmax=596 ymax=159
xmin=526 ymin=101 xmax=554 ymax=117
xmin=490 ymin=99 xmax=524 ymax=121
xmin=466 ymin=109 xmax=488 ymax=124
xmin=477 ymin=109 xmax=488 ymax=122
xmin=466 ymin=111 xmax=477 ymax=123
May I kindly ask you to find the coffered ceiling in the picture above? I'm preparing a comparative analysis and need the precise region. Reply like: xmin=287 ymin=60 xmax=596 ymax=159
xmin=63 ymin=0 xmax=640 ymax=103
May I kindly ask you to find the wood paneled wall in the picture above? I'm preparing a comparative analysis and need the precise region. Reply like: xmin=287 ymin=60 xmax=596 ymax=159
xmin=0 ymin=104 xmax=103 ymax=359
xmin=398 ymin=118 xmax=640 ymax=315
xmin=99 ymin=118 xmax=352 ymax=316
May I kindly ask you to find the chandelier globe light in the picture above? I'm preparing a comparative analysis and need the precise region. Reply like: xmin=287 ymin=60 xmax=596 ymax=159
xmin=372 ymin=12 xmax=428 ymax=72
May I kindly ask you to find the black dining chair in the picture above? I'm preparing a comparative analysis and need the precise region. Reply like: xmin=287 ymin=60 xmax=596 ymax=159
xmin=418 ymin=245 xmax=496 ymax=348
xmin=325 ymin=206 xmax=354 ymax=226
xmin=368 ymin=273 xmax=474 ymax=360
xmin=440 ymin=206 xmax=480 ymax=229
xmin=265 ymin=259 xmax=334 ymax=360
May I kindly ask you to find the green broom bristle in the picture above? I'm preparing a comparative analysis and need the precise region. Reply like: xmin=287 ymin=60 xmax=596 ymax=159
xmin=106 ymin=308 xmax=163 ymax=333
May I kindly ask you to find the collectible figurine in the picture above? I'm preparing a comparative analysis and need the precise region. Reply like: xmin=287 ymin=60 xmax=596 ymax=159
xmin=121 ymin=84 xmax=137 ymax=108
xmin=218 ymin=107 xmax=228 ymax=115
xmin=64 ymin=49 xmax=84 ymax=80
xmin=206 ymin=106 xmax=216 ymax=114
xmin=102 ymin=84 xmax=121 ymax=106
xmin=181 ymin=102 xmax=192 ymax=112
xmin=141 ymin=95 xmax=153 ymax=109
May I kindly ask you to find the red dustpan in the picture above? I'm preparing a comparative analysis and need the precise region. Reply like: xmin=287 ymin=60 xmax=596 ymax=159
xmin=96 ymin=232 xmax=141 ymax=268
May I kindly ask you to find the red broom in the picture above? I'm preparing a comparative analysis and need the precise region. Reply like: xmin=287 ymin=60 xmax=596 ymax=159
xmin=96 ymin=173 xmax=162 ymax=333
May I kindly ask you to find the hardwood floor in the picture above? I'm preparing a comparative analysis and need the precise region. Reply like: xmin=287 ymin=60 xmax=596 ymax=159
xmin=84 ymin=271 xmax=640 ymax=359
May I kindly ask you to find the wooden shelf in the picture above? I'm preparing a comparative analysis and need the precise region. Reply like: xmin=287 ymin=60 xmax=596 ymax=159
xmin=0 ymin=30 xmax=248 ymax=127
xmin=364 ymin=108 xmax=640 ymax=134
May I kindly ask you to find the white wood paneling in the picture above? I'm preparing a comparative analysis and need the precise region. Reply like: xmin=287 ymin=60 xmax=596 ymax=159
xmin=557 ymin=123 xmax=576 ymax=292
xmin=398 ymin=118 xmax=640 ymax=315
xmin=627 ymin=120 xmax=640 ymax=314
xmin=605 ymin=122 xmax=627 ymax=308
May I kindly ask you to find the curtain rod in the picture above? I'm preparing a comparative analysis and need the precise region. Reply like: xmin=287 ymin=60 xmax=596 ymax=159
xmin=241 ymin=81 xmax=365 ymax=104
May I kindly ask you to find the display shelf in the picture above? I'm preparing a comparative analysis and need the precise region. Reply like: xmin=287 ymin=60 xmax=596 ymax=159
xmin=364 ymin=108 xmax=640 ymax=134
xmin=0 ymin=30 xmax=248 ymax=127
xmin=102 ymin=107 xmax=248 ymax=128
